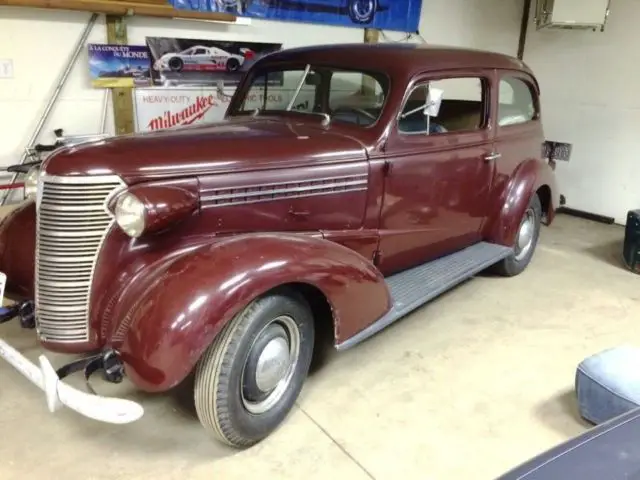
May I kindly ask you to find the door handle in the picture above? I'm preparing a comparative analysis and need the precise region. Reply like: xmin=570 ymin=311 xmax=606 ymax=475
xmin=484 ymin=152 xmax=502 ymax=161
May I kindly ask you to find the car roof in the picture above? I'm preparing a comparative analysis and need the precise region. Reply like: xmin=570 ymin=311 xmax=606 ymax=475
xmin=261 ymin=43 xmax=535 ymax=83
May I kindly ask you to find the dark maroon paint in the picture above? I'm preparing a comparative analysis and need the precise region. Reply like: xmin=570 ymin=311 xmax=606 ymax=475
xmin=0 ymin=201 xmax=35 ymax=298
xmin=118 ymin=234 xmax=390 ymax=391
xmin=111 ymin=180 xmax=200 ymax=235
xmin=0 ymin=44 xmax=558 ymax=391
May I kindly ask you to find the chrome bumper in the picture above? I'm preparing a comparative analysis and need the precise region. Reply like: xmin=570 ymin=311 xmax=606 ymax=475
xmin=0 ymin=338 xmax=143 ymax=424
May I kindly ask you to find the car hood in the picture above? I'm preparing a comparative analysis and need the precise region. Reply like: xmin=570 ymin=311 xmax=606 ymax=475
xmin=42 ymin=116 xmax=368 ymax=184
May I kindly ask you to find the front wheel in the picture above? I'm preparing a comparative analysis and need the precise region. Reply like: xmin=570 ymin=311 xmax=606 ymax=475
xmin=194 ymin=289 xmax=315 ymax=447
xmin=493 ymin=194 xmax=542 ymax=277
xmin=168 ymin=57 xmax=184 ymax=72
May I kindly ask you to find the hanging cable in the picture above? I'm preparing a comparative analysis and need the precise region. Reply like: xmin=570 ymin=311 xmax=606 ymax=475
xmin=379 ymin=30 xmax=428 ymax=44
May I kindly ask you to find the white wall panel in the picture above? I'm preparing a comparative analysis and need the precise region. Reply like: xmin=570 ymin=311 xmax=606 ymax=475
xmin=524 ymin=0 xmax=639 ymax=224
xmin=416 ymin=0 xmax=522 ymax=55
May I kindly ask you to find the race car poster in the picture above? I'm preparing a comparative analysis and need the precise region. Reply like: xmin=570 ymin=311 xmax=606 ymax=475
xmin=169 ymin=0 xmax=422 ymax=33
xmin=88 ymin=44 xmax=152 ymax=88
xmin=146 ymin=37 xmax=282 ymax=88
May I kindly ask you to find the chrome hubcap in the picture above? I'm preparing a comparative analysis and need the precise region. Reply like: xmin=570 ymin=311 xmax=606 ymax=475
xmin=255 ymin=337 xmax=290 ymax=392
xmin=514 ymin=209 xmax=535 ymax=261
xmin=241 ymin=315 xmax=300 ymax=414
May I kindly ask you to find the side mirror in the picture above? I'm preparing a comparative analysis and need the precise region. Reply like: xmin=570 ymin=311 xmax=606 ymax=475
xmin=424 ymin=88 xmax=444 ymax=117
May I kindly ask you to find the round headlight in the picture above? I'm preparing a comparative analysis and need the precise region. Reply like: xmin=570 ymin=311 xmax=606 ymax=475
xmin=24 ymin=167 xmax=40 ymax=200
xmin=115 ymin=193 xmax=146 ymax=238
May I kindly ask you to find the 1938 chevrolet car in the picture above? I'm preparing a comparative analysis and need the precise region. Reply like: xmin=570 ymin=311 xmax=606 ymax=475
xmin=0 ymin=43 xmax=558 ymax=448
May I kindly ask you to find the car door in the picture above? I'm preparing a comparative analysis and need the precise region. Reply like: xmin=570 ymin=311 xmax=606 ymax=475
xmin=489 ymin=70 xmax=543 ymax=217
xmin=376 ymin=70 xmax=497 ymax=276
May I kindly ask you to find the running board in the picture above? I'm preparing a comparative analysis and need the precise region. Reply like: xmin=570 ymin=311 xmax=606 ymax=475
xmin=336 ymin=242 xmax=512 ymax=350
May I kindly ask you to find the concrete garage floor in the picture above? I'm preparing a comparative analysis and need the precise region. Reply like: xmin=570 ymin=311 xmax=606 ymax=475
xmin=1 ymin=213 xmax=639 ymax=480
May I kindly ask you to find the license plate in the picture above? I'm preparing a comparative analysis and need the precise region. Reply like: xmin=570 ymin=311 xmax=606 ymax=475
xmin=0 ymin=272 xmax=6 ymax=306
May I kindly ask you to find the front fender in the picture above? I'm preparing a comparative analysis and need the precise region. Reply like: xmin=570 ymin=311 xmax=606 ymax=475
xmin=0 ymin=201 xmax=35 ymax=298
xmin=484 ymin=160 xmax=557 ymax=246
xmin=118 ymin=233 xmax=391 ymax=392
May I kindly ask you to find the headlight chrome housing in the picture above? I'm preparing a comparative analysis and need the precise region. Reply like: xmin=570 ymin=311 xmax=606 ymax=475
xmin=110 ymin=184 xmax=198 ymax=238
xmin=115 ymin=193 xmax=146 ymax=238
xmin=24 ymin=167 xmax=41 ymax=200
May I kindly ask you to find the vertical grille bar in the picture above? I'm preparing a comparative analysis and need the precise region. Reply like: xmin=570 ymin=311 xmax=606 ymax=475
xmin=35 ymin=174 xmax=124 ymax=343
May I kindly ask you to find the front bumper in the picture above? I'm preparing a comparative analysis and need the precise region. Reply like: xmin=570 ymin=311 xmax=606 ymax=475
xmin=0 ymin=336 xmax=143 ymax=424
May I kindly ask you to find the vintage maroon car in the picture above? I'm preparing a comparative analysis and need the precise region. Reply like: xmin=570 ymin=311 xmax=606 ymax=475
xmin=0 ymin=43 xmax=558 ymax=447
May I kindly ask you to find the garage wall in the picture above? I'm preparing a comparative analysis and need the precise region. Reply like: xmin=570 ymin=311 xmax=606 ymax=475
xmin=0 ymin=8 xmax=361 ymax=173
xmin=0 ymin=0 xmax=523 ymax=186
xmin=523 ymin=0 xmax=637 ymax=225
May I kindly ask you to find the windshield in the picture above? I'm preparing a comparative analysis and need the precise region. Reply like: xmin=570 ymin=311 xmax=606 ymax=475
xmin=231 ymin=65 xmax=389 ymax=127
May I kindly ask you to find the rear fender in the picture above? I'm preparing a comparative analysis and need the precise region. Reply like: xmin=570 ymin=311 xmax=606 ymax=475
xmin=484 ymin=160 xmax=557 ymax=246
xmin=118 ymin=233 xmax=391 ymax=392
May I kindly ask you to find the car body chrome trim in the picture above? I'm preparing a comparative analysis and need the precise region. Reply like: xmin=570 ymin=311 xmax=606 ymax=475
xmin=35 ymin=173 xmax=126 ymax=343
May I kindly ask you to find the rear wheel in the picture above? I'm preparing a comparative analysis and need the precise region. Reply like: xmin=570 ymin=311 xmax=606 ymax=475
xmin=493 ymin=194 xmax=542 ymax=277
xmin=226 ymin=57 xmax=241 ymax=72
xmin=194 ymin=289 xmax=314 ymax=447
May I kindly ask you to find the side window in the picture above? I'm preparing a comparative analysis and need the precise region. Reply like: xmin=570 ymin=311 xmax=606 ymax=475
xmin=241 ymin=69 xmax=318 ymax=113
xmin=398 ymin=77 xmax=485 ymax=135
xmin=498 ymin=76 xmax=536 ymax=126
xmin=398 ymin=84 xmax=430 ymax=134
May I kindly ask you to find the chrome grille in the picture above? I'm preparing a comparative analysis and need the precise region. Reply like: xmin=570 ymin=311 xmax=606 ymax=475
xmin=35 ymin=174 xmax=124 ymax=343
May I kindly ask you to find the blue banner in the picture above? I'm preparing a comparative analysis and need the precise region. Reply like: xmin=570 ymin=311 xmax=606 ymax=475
xmin=170 ymin=0 xmax=422 ymax=33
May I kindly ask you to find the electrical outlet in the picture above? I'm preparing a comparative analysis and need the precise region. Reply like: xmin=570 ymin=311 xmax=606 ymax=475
xmin=0 ymin=59 xmax=14 ymax=79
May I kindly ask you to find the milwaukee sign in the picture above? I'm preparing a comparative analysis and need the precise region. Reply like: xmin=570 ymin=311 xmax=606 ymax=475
xmin=148 ymin=94 xmax=218 ymax=130
xmin=134 ymin=88 xmax=229 ymax=132
xmin=134 ymin=87 xmax=311 ymax=132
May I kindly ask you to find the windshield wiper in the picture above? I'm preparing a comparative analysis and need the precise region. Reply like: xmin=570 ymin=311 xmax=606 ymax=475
xmin=285 ymin=64 xmax=311 ymax=111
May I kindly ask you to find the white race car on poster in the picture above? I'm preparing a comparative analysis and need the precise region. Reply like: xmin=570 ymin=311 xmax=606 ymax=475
xmin=154 ymin=46 xmax=255 ymax=73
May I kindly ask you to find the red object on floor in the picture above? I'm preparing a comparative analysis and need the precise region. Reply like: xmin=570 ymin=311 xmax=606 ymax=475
xmin=0 ymin=183 xmax=24 ymax=191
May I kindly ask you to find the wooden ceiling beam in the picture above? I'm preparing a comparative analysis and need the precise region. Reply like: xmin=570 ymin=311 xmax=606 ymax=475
xmin=364 ymin=28 xmax=380 ymax=44
xmin=106 ymin=15 xmax=135 ymax=135
xmin=0 ymin=0 xmax=237 ymax=22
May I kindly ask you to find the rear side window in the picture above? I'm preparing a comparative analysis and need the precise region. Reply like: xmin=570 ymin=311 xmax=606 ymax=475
xmin=498 ymin=76 xmax=537 ymax=126
xmin=398 ymin=76 xmax=486 ymax=135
